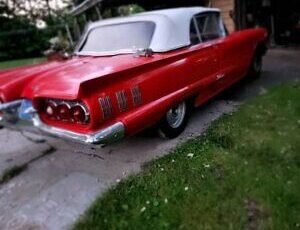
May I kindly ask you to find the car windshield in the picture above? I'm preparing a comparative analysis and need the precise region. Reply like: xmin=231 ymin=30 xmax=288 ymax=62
xmin=78 ymin=21 xmax=156 ymax=54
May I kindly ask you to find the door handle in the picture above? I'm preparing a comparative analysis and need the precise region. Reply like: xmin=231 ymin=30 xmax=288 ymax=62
xmin=216 ymin=74 xmax=225 ymax=80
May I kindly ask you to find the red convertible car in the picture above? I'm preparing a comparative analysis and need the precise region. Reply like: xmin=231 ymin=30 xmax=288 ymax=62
xmin=0 ymin=7 xmax=267 ymax=145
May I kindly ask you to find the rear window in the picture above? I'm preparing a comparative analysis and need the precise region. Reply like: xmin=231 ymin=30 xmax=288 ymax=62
xmin=79 ymin=21 xmax=156 ymax=53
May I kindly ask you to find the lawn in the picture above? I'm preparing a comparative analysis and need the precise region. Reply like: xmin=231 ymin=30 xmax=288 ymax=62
xmin=73 ymin=83 xmax=300 ymax=230
xmin=0 ymin=57 xmax=45 ymax=69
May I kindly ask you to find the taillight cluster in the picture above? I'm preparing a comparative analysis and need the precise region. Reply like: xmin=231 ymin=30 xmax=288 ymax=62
xmin=43 ymin=99 xmax=89 ymax=124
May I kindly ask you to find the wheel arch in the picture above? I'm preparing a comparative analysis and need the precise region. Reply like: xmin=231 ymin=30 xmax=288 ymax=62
xmin=255 ymin=41 xmax=268 ymax=57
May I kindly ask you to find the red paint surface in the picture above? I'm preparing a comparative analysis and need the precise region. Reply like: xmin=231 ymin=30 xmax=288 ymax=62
xmin=0 ymin=28 xmax=267 ymax=136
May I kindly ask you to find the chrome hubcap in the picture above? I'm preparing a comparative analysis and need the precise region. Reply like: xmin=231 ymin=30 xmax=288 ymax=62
xmin=166 ymin=102 xmax=186 ymax=129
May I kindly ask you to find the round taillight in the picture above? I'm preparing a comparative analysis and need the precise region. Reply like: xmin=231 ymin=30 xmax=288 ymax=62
xmin=45 ymin=101 xmax=57 ymax=118
xmin=57 ymin=103 xmax=71 ymax=121
xmin=71 ymin=105 xmax=88 ymax=124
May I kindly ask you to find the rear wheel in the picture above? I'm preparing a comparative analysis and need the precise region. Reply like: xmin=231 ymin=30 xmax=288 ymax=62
xmin=249 ymin=53 xmax=263 ymax=78
xmin=158 ymin=101 xmax=190 ymax=139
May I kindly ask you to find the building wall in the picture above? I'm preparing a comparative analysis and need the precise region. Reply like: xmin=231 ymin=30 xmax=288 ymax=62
xmin=210 ymin=0 xmax=235 ymax=32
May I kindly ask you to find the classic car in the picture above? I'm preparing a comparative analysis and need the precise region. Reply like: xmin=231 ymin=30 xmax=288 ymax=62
xmin=0 ymin=7 xmax=268 ymax=145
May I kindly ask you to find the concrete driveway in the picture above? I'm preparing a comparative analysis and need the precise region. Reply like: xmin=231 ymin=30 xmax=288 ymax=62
xmin=0 ymin=48 xmax=299 ymax=230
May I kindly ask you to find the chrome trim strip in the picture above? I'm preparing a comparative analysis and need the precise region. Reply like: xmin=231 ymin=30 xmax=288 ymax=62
xmin=74 ymin=44 xmax=191 ymax=57
xmin=0 ymin=100 xmax=125 ymax=145
xmin=33 ymin=116 xmax=125 ymax=145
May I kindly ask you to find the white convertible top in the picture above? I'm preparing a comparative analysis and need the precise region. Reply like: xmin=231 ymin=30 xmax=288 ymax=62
xmin=76 ymin=7 xmax=220 ymax=55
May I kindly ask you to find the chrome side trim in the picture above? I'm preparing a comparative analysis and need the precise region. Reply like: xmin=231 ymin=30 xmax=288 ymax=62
xmin=74 ymin=44 xmax=190 ymax=57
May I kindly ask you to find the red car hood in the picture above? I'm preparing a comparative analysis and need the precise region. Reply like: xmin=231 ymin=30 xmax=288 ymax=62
xmin=0 ymin=55 xmax=161 ymax=101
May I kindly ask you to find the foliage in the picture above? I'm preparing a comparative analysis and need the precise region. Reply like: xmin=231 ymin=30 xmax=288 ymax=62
xmin=73 ymin=83 xmax=300 ymax=230
xmin=116 ymin=4 xmax=145 ymax=17
xmin=0 ymin=0 xmax=72 ymax=23
xmin=0 ymin=0 xmax=145 ymax=61
xmin=0 ymin=0 xmax=73 ymax=61
xmin=102 ymin=4 xmax=144 ymax=18
xmin=0 ymin=24 xmax=68 ymax=61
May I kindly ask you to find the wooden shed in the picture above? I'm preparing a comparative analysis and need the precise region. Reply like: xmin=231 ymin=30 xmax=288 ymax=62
xmin=210 ymin=0 xmax=235 ymax=32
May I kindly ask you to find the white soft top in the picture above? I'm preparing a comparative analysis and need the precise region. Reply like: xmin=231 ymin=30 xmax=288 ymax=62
xmin=76 ymin=7 xmax=220 ymax=55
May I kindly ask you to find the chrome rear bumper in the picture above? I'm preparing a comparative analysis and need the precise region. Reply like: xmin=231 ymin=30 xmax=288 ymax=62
xmin=0 ymin=100 xmax=125 ymax=145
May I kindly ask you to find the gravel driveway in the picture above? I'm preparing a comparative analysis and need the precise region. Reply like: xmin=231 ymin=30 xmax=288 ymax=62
xmin=0 ymin=48 xmax=299 ymax=230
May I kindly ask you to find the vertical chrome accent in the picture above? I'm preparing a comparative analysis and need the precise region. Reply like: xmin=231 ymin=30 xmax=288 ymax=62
xmin=116 ymin=91 xmax=128 ymax=112
xmin=99 ymin=96 xmax=112 ymax=119
xmin=131 ymin=86 xmax=142 ymax=106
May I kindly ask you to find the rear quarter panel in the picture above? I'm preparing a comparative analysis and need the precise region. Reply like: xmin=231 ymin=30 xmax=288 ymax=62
xmin=77 ymin=45 xmax=220 ymax=136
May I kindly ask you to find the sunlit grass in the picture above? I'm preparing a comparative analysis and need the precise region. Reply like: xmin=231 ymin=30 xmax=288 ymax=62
xmin=0 ymin=57 xmax=46 ymax=69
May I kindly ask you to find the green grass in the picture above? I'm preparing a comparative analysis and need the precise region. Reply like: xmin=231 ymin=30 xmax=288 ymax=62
xmin=73 ymin=83 xmax=300 ymax=230
xmin=0 ymin=57 xmax=45 ymax=69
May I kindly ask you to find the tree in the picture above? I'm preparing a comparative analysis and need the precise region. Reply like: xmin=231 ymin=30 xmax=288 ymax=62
xmin=0 ymin=0 xmax=73 ymax=25
xmin=0 ymin=0 xmax=73 ymax=61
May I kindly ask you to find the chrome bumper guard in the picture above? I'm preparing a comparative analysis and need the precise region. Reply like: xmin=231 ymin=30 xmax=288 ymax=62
xmin=0 ymin=100 xmax=125 ymax=145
